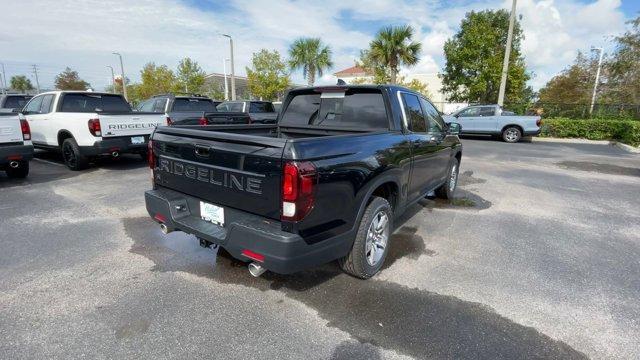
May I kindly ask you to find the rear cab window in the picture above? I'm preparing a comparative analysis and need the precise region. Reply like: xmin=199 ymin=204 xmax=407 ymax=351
xmin=280 ymin=88 xmax=389 ymax=130
xmin=249 ymin=102 xmax=275 ymax=113
xmin=60 ymin=93 xmax=131 ymax=112
xmin=172 ymin=98 xmax=216 ymax=112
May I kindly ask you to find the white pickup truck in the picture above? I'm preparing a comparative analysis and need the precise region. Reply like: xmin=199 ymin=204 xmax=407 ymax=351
xmin=0 ymin=113 xmax=33 ymax=178
xmin=21 ymin=91 xmax=167 ymax=170
xmin=443 ymin=104 xmax=541 ymax=143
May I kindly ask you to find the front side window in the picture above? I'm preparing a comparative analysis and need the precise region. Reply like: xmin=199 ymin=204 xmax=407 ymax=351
xmin=136 ymin=99 xmax=155 ymax=112
xmin=152 ymin=99 xmax=168 ymax=112
xmin=458 ymin=107 xmax=480 ymax=117
xmin=24 ymin=96 xmax=44 ymax=114
xmin=420 ymin=97 xmax=444 ymax=133
xmin=401 ymin=93 xmax=426 ymax=133
xmin=40 ymin=94 xmax=55 ymax=113
xmin=250 ymin=102 xmax=275 ymax=113
xmin=217 ymin=102 xmax=244 ymax=112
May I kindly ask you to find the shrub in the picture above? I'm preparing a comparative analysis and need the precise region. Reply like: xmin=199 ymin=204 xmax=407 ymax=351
xmin=540 ymin=118 xmax=640 ymax=147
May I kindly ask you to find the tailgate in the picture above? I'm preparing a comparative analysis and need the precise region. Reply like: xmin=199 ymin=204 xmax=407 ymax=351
xmin=206 ymin=112 xmax=250 ymax=125
xmin=152 ymin=127 xmax=286 ymax=220
xmin=100 ymin=114 xmax=165 ymax=137
xmin=0 ymin=116 xmax=23 ymax=144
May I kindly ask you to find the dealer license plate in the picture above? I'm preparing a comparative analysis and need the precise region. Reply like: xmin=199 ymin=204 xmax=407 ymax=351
xmin=200 ymin=201 xmax=224 ymax=226
xmin=131 ymin=136 xmax=145 ymax=145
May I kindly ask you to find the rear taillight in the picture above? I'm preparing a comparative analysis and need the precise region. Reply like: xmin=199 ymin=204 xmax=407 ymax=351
xmin=88 ymin=119 xmax=101 ymax=137
xmin=281 ymin=161 xmax=316 ymax=221
xmin=148 ymin=139 xmax=155 ymax=169
xmin=536 ymin=118 xmax=542 ymax=127
xmin=166 ymin=116 xmax=173 ymax=126
xmin=198 ymin=117 xmax=209 ymax=125
xmin=20 ymin=119 xmax=30 ymax=140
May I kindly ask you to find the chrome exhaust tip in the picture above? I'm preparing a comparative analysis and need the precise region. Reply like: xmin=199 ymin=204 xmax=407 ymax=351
xmin=9 ymin=161 xmax=19 ymax=168
xmin=159 ymin=223 xmax=171 ymax=234
xmin=248 ymin=262 xmax=266 ymax=277
xmin=111 ymin=151 xmax=120 ymax=158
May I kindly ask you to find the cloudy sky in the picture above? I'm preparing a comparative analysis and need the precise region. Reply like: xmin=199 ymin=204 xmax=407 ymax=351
xmin=2 ymin=0 xmax=638 ymax=92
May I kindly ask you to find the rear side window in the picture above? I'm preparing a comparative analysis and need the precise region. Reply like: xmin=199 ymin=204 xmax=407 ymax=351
xmin=40 ymin=94 xmax=55 ymax=113
xmin=61 ymin=94 xmax=131 ymax=112
xmin=173 ymin=98 xmax=215 ymax=112
xmin=3 ymin=96 xmax=32 ymax=109
xmin=249 ymin=102 xmax=275 ymax=113
xmin=401 ymin=93 xmax=426 ymax=132
xmin=479 ymin=107 xmax=495 ymax=116
xmin=280 ymin=90 xmax=389 ymax=129
xmin=24 ymin=96 xmax=44 ymax=114
xmin=217 ymin=102 xmax=244 ymax=112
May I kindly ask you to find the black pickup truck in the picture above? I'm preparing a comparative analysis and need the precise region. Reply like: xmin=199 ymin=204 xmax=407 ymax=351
xmin=136 ymin=94 xmax=250 ymax=126
xmin=145 ymin=85 xmax=462 ymax=279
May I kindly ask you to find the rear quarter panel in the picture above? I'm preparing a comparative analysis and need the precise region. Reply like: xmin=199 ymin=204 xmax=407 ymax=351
xmin=496 ymin=116 xmax=541 ymax=134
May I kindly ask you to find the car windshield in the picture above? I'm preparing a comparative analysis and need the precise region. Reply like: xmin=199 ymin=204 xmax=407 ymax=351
xmin=173 ymin=98 xmax=216 ymax=112
xmin=280 ymin=89 xmax=389 ymax=129
xmin=61 ymin=93 xmax=131 ymax=112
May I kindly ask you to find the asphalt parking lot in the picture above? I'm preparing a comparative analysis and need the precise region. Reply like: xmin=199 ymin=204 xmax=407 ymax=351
xmin=1 ymin=139 xmax=639 ymax=359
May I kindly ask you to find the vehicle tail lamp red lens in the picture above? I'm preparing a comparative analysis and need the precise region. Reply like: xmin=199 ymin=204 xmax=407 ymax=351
xmin=536 ymin=118 xmax=543 ymax=127
xmin=20 ymin=119 xmax=30 ymax=140
xmin=154 ymin=213 xmax=166 ymax=223
xmin=198 ymin=117 xmax=209 ymax=125
xmin=241 ymin=249 xmax=265 ymax=262
xmin=166 ymin=116 xmax=173 ymax=126
xmin=281 ymin=161 xmax=316 ymax=221
xmin=148 ymin=139 xmax=155 ymax=169
xmin=88 ymin=119 xmax=101 ymax=137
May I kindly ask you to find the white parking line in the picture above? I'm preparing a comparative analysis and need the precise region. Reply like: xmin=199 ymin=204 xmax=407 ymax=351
xmin=33 ymin=158 xmax=65 ymax=167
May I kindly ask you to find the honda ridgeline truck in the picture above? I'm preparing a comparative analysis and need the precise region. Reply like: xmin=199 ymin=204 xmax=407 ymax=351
xmin=145 ymin=85 xmax=463 ymax=279
xmin=136 ymin=93 xmax=250 ymax=126
xmin=0 ymin=112 xmax=33 ymax=178
xmin=21 ymin=91 xmax=168 ymax=170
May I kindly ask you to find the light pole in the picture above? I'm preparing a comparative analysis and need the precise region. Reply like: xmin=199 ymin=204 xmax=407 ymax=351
xmin=112 ymin=52 xmax=128 ymax=101
xmin=589 ymin=47 xmax=604 ymax=117
xmin=106 ymin=66 xmax=116 ymax=93
xmin=223 ymin=58 xmax=230 ymax=100
xmin=221 ymin=34 xmax=236 ymax=100
xmin=497 ymin=0 xmax=517 ymax=107
xmin=1 ymin=63 xmax=6 ymax=94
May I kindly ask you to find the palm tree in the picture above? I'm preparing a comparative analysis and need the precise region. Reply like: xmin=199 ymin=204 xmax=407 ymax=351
xmin=369 ymin=25 xmax=422 ymax=84
xmin=288 ymin=37 xmax=333 ymax=86
xmin=10 ymin=75 xmax=34 ymax=94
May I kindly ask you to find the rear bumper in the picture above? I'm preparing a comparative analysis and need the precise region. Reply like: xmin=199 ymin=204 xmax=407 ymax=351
xmin=0 ymin=144 xmax=34 ymax=165
xmin=145 ymin=187 xmax=353 ymax=274
xmin=79 ymin=135 xmax=149 ymax=156
xmin=524 ymin=129 xmax=541 ymax=136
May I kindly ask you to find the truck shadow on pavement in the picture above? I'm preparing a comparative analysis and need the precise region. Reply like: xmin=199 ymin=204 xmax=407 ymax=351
xmin=125 ymin=217 xmax=586 ymax=360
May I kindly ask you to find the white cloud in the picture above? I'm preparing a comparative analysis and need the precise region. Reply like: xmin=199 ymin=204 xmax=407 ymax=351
xmin=0 ymin=0 xmax=631 ymax=92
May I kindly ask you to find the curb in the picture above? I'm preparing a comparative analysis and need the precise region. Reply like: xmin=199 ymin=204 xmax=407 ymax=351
xmin=533 ymin=137 xmax=640 ymax=154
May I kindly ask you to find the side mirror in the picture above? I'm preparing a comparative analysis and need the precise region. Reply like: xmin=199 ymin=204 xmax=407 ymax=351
xmin=448 ymin=122 xmax=461 ymax=135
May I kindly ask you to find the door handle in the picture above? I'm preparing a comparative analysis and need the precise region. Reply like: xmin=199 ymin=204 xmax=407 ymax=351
xmin=194 ymin=145 xmax=210 ymax=157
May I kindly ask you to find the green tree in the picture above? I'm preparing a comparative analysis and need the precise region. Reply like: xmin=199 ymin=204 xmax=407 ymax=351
xmin=176 ymin=58 xmax=206 ymax=93
xmin=402 ymin=78 xmax=432 ymax=98
xmin=538 ymin=52 xmax=597 ymax=105
xmin=54 ymin=67 xmax=90 ymax=90
xmin=138 ymin=63 xmax=176 ymax=100
xmin=246 ymin=49 xmax=291 ymax=101
xmin=367 ymin=25 xmax=421 ymax=84
xmin=288 ymin=37 xmax=333 ymax=86
xmin=606 ymin=16 xmax=640 ymax=105
xmin=441 ymin=9 xmax=530 ymax=103
xmin=10 ymin=75 xmax=33 ymax=94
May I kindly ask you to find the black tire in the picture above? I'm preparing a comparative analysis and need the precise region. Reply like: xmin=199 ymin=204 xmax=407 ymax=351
xmin=61 ymin=138 xmax=89 ymax=171
xmin=502 ymin=126 xmax=522 ymax=143
xmin=435 ymin=157 xmax=459 ymax=200
xmin=5 ymin=161 xmax=29 ymax=178
xmin=339 ymin=196 xmax=393 ymax=279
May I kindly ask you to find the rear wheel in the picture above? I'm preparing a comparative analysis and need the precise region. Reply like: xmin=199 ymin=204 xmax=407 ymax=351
xmin=339 ymin=196 xmax=393 ymax=279
xmin=502 ymin=126 xmax=522 ymax=143
xmin=435 ymin=158 xmax=459 ymax=200
xmin=61 ymin=138 xmax=89 ymax=171
xmin=5 ymin=161 xmax=29 ymax=178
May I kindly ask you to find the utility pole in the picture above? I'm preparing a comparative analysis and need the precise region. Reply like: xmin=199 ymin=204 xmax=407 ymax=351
xmin=589 ymin=47 xmax=604 ymax=117
xmin=497 ymin=0 xmax=517 ymax=107
xmin=107 ymin=66 xmax=116 ymax=92
xmin=221 ymin=34 xmax=236 ymax=100
xmin=223 ymin=58 xmax=230 ymax=100
xmin=32 ymin=64 xmax=40 ymax=93
xmin=1 ymin=63 xmax=6 ymax=94
xmin=112 ymin=52 xmax=128 ymax=101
